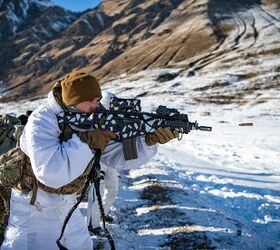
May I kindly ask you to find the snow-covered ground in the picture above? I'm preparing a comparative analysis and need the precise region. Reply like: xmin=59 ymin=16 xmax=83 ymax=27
xmin=100 ymin=70 xmax=280 ymax=250
xmin=1 ymin=66 xmax=279 ymax=249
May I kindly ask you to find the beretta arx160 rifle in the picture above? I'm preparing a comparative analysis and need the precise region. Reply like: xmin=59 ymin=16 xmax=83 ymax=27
xmin=57 ymin=96 xmax=212 ymax=142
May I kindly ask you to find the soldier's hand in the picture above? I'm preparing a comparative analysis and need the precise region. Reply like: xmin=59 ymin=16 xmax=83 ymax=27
xmin=77 ymin=129 xmax=117 ymax=151
xmin=145 ymin=127 xmax=179 ymax=146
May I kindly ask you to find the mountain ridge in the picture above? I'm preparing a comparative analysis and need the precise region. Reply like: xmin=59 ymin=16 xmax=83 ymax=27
xmin=0 ymin=0 xmax=279 ymax=103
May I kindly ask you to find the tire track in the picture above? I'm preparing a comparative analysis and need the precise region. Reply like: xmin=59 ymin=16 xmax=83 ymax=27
xmin=184 ymin=2 xmax=250 ymax=73
xmin=251 ymin=12 xmax=258 ymax=42
xmin=221 ymin=1 xmax=248 ymax=50
xmin=255 ymin=6 xmax=280 ymax=32
xmin=188 ymin=51 xmax=226 ymax=72
xmin=235 ymin=10 xmax=258 ymax=50
xmin=232 ymin=13 xmax=247 ymax=48
xmin=258 ymin=5 xmax=280 ymax=23
xmin=186 ymin=1 xmax=279 ymax=73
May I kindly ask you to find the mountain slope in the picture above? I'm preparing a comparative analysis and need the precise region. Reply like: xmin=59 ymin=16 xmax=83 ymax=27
xmin=0 ymin=0 xmax=279 ymax=103
xmin=0 ymin=0 xmax=53 ymax=42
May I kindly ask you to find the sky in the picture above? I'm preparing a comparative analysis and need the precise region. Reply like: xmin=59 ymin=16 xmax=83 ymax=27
xmin=52 ymin=0 xmax=102 ymax=12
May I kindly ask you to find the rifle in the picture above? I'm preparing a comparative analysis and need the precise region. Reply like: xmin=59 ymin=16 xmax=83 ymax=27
xmin=57 ymin=97 xmax=212 ymax=141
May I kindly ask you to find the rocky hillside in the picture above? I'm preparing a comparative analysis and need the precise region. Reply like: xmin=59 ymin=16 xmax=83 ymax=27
xmin=0 ymin=0 xmax=279 ymax=102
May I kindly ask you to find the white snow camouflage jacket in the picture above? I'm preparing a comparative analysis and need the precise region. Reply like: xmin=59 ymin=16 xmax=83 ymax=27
xmin=20 ymin=90 xmax=158 ymax=189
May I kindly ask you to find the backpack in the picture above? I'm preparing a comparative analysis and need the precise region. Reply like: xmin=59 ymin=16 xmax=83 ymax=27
xmin=0 ymin=114 xmax=32 ymax=192
xmin=0 ymin=114 xmax=22 ymax=155
xmin=0 ymin=115 xmax=24 ymax=191
xmin=0 ymin=114 xmax=22 ymax=246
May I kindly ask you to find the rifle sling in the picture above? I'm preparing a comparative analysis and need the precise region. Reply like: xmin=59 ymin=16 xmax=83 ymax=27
xmin=56 ymin=150 xmax=115 ymax=250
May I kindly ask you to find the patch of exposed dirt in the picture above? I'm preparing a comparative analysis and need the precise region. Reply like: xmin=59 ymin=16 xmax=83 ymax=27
xmin=161 ymin=233 xmax=215 ymax=250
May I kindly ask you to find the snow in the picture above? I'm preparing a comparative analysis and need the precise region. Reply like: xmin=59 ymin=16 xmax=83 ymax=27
xmin=20 ymin=0 xmax=29 ymax=18
xmin=0 ymin=2 xmax=279 ymax=250
xmin=80 ymin=19 xmax=93 ymax=31
xmin=7 ymin=3 xmax=20 ymax=34
xmin=96 ymin=11 xmax=104 ymax=28
xmin=3 ymin=0 xmax=52 ymax=36
xmin=51 ymin=20 xmax=68 ymax=32
xmin=29 ymin=0 xmax=52 ymax=8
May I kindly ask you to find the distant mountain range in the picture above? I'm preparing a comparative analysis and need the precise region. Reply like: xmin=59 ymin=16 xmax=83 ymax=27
xmin=0 ymin=0 xmax=279 ymax=102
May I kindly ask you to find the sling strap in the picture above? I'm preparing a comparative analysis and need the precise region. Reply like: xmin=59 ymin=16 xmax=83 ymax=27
xmin=56 ymin=149 xmax=115 ymax=250
xmin=93 ymin=161 xmax=115 ymax=249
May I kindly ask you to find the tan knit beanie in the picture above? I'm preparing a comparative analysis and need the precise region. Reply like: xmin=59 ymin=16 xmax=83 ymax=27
xmin=61 ymin=71 xmax=102 ymax=106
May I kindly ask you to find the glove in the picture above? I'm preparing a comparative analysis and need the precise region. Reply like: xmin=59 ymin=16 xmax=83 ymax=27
xmin=145 ymin=127 xmax=179 ymax=146
xmin=77 ymin=129 xmax=117 ymax=151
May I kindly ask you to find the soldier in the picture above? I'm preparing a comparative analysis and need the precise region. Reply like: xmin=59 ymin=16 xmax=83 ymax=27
xmin=1 ymin=71 xmax=178 ymax=250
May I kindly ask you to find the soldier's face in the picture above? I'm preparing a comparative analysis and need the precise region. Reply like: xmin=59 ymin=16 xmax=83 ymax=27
xmin=74 ymin=98 xmax=101 ymax=113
